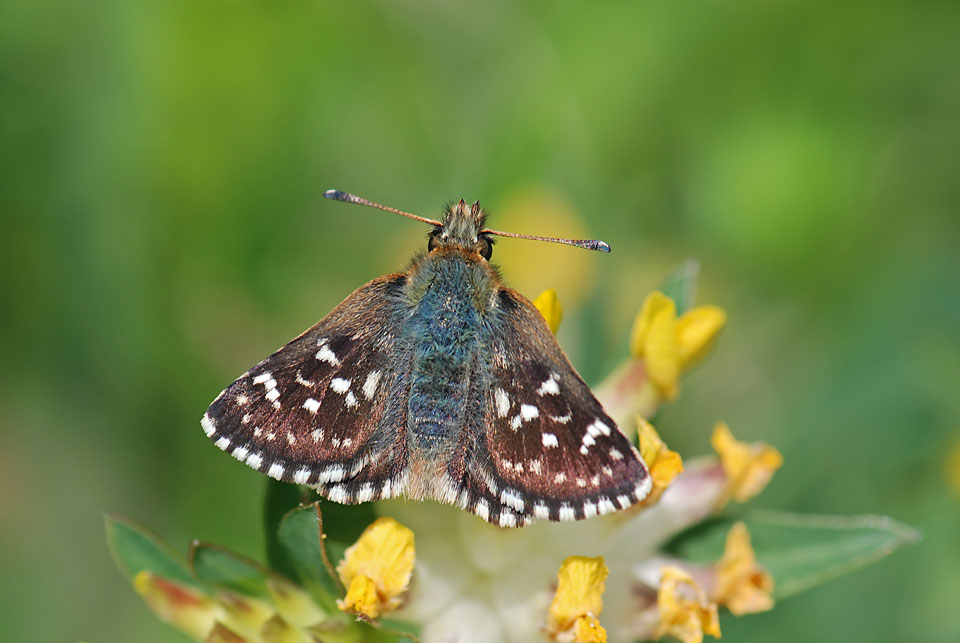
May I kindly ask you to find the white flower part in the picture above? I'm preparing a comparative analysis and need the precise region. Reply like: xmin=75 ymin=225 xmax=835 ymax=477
xmin=420 ymin=599 xmax=504 ymax=643
xmin=373 ymin=455 xmax=731 ymax=643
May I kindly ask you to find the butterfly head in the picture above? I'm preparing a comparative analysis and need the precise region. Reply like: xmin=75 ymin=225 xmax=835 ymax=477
xmin=428 ymin=199 xmax=494 ymax=260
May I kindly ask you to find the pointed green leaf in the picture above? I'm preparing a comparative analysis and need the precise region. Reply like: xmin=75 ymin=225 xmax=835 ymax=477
xmin=659 ymin=258 xmax=700 ymax=315
xmin=104 ymin=513 xmax=199 ymax=588
xmin=276 ymin=502 xmax=342 ymax=603
xmin=665 ymin=510 xmax=920 ymax=599
xmin=189 ymin=541 xmax=274 ymax=598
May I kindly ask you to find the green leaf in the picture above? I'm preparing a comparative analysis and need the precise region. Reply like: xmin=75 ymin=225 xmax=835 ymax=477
xmin=189 ymin=541 xmax=274 ymax=598
xmin=264 ymin=478 xmax=314 ymax=578
xmin=276 ymin=502 xmax=342 ymax=602
xmin=659 ymin=258 xmax=700 ymax=315
xmin=104 ymin=513 xmax=199 ymax=588
xmin=665 ymin=510 xmax=920 ymax=599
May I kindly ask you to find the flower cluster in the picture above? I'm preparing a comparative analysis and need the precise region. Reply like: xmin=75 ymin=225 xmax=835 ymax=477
xmin=110 ymin=276 xmax=914 ymax=642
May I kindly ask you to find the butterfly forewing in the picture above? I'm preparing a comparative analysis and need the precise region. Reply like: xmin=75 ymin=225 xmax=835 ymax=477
xmin=460 ymin=289 xmax=651 ymax=526
xmin=202 ymin=275 xmax=411 ymax=492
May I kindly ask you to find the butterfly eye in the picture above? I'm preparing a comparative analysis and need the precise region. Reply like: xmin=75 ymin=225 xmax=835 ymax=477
xmin=427 ymin=228 xmax=442 ymax=252
xmin=478 ymin=236 xmax=493 ymax=260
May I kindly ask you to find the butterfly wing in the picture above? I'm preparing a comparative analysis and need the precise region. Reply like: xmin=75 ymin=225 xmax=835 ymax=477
xmin=201 ymin=274 xmax=412 ymax=498
xmin=458 ymin=288 xmax=651 ymax=527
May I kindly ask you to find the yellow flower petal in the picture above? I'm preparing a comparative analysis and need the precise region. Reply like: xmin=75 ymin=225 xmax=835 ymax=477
xmin=711 ymin=422 xmax=783 ymax=506
xmin=572 ymin=615 xmax=608 ymax=643
xmin=133 ymin=571 xmax=218 ymax=640
xmin=676 ymin=306 xmax=727 ymax=369
xmin=712 ymin=522 xmax=775 ymax=615
xmin=636 ymin=417 xmax=684 ymax=507
xmin=630 ymin=291 xmax=674 ymax=358
xmin=629 ymin=291 xmax=727 ymax=401
xmin=533 ymin=288 xmax=564 ymax=335
xmin=547 ymin=556 xmax=609 ymax=640
xmin=340 ymin=575 xmax=380 ymax=619
xmin=336 ymin=517 xmax=415 ymax=619
xmin=630 ymin=292 xmax=680 ymax=399
xmin=654 ymin=566 xmax=721 ymax=643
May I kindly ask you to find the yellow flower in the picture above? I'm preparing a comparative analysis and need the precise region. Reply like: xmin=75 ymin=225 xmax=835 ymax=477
xmin=712 ymin=522 xmax=775 ymax=615
xmin=336 ymin=517 xmax=415 ymax=620
xmin=675 ymin=305 xmax=727 ymax=369
xmin=546 ymin=556 xmax=609 ymax=642
xmin=654 ymin=566 xmax=721 ymax=643
xmin=710 ymin=422 xmax=783 ymax=507
xmin=636 ymin=417 xmax=684 ymax=507
xmin=133 ymin=571 xmax=219 ymax=640
xmin=630 ymin=291 xmax=726 ymax=400
xmin=533 ymin=288 xmax=564 ymax=335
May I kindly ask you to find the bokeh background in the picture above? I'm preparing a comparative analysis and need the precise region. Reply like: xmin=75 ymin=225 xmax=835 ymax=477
xmin=2 ymin=1 xmax=958 ymax=641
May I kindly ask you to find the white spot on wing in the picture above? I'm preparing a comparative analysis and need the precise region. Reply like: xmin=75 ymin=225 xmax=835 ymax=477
xmin=583 ymin=501 xmax=598 ymax=519
xmin=500 ymin=488 xmax=525 ymax=512
xmin=520 ymin=404 xmax=539 ymax=421
xmin=533 ymin=503 xmax=549 ymax=519
xmin=303 ymin=398 xmax=320 ymax=414
xmin=609 ymin=447 xmax=624 ymax=460
xmin=327 ymin=485 xmax=349 ymax=503
xmin=537 ymin=375 xmax=560 ymax=396
xmin=475 ymin=499 xmax=490 ymax=522
xmin=315 ymin=339 xmax=340 ymax=366
xmin=331 ymin=378 xmax=351 ymax=394
xmin=293 ymin=468 xmax=312 ymax=484
xmin=357 ymin=483 xmax=375 ymax=502
xmin=362 ymin=370 xmax=382 ymax=400
xmin=597 ymin=497 xmax=617 ymax=515
xmin=542 ymin=433 xmax=559 ymax=448
xmin=344 ymin=391 xmax=358 ymax=409
xmin=295 ymin=371 xmax=314 ymax=387
xmin=558 ymin=503 xmax=575 ymax=522
xmin=267 ymin=463 xmax=285 ymax=480
xmin=214 ymin=436 xmax=230 ymax=450
xmin=245 ymin=452 xmax=264 ymax=469
xmin=498 ymin=512 xmax=517 ymax=528
xmin=495 ymin=388 xmax=510 ymax=418
xmin=201 ymin=414 xmax=216 ymax=436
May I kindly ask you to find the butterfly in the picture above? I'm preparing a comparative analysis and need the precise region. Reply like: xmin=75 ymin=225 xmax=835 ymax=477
xmin=202 ymin=190 xmax=651 ymax=527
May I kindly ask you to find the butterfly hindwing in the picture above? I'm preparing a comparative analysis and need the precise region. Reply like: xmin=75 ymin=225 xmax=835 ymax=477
xmin=459 ymin=288 xmax=651 ymax=526
xmin=202 ymin=274 xmax=411 ymax=494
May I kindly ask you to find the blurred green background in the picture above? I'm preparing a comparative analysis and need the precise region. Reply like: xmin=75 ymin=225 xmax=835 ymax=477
xmin=2 ymin=1 xmax=958 ymax=641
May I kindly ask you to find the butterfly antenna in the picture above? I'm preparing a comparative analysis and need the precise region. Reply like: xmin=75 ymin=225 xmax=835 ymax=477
xmin=324 ymin=189 xmax=443 ymax=226
xmin=480 ymin=227 xmax=611 ymax=253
